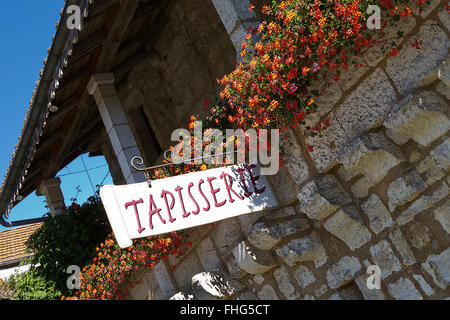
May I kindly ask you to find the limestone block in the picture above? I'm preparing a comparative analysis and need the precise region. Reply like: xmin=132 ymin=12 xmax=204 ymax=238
xmin=281 ymin=129 xmax=310 ymax=185
xmin=411 ymin=0 xmax=442 ymax=18
xmin=385 ymin=128 xmax=410 ymax=145
xmin=434 ymin=199 xmax=450 ymax=234
xmin=385 ymin=20 xmax=449 ymax=96
xmin=397 ymin=181 xmax=449 ymax=225
xmin=308 ymin=79 xmax=342 ymax=115
xmin=305 ymin=113 xmax=351 ymax=173
xmin=293 ymin=265 xmax=316 ymax=288
xmin=355 ymin=275 xmax=386 ymax=300
xmin=387 ymin=278 xmax=423 ymax=300
xmin=297 ymin=174 xmax=352 ymax=220
xmin=412 ymin=274 xmax=435 ymax=297
xmin=363 ymin=9 xmax=416 ymax=67
xmin=257 ymin=284 xmax=280 ymax=300
xmin=422 ymin=247 xmax=450 ymax=289
xmin=370 ymin=240 xmax=402 ymax=279
xmin=273 ymin=266 xmax=295 ymax=298
xmin=351 ymin=176 xmax=374 ymax=198
xmin=248 ymin=218 xmax=310 ymax=251
xmin=170 ymin=292 xmax=195 ymax=300
xmin=265 ymin=206 xmax=297 ymax=221
xmin=383 ymin=91 xmax=449 ymax=147
xmin=437 ymin=57 xmax=450 ymax=86
xmin=388 ymin=228 xmax=416 ymax=266
xmin=338 ymin=54 xmax=369 ymax=91
xmin=192 ymin=272 xmax=241 ymax=300
xmin=361 ymin=194 xmax=394 ymax=234
xmin=339 ymin=132 xmax=405 ymax=185
xmin=326 ymin=256 xmax=362 ymax=289
xmin=324 ymin=207 xmax=372 ymax=251
xmin=416 ymin=156 xmax=445 ymax=186
xmin=173 ymin=253 xmax=204 ymax=292
xmin=232 ymin=241 xmax=277 ymax=274
xmin=337 ymin=166 xmax=357 ymax=182
xmin=438 ymin=4 xmax=450 ymax=32
xmin=387 ymin=170 xmax=427 ymax=212
xmin=211 ymin=218 xmax=244 ymax=259
xmin=406 ymin=222 xmax=433 ymax=249
xmin=430 ymin=137 xmax=450 ymax=170
xmin=275 ymin=231 xmax=327 ymax=267
xmin=225 ymin=254 xmax=248 ymax=279
xmin=196 ymin=237 xmax=223 ymax=271
xmin=237 ymin=291 xmax=258 ymax=300
xmin=334 ymin=69 xmax=397 ymax=141
xmin=267 ymin=166 xmax=298 ymax=204
xmin=314 ymin=284 xmax=328 ymax=298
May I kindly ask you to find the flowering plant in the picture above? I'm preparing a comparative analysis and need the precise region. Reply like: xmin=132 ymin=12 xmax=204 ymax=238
xmin=68 ymin=232 xmax=191 ymax=300
xmin=215 ymin=0 xmax=422 ymax=136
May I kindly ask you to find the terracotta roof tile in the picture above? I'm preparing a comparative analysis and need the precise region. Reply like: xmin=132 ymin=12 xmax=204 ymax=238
xmin=0 ymin=223 xmax=43 ymax=264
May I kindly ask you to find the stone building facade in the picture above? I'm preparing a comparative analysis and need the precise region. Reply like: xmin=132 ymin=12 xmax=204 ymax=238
xmin=0 ymin=0 xmax=448 ymax=300
xmin=119 ymin=0 xmax=450 ymax=300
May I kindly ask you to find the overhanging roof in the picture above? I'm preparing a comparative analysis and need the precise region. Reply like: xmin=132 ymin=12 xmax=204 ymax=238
xmin=0 ymin=0 xmax=171 ymax=220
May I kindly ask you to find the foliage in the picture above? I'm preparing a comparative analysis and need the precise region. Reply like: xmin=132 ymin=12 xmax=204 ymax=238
xmin=71 ymin=232 xmax=191 ymax=300
xmin=4 ymin=268 xmax=61 ymax=300
xmin=25 ymin=195 xmax=111 ymax=297
xmin=214 ymin=0 xmax=421 ymax=136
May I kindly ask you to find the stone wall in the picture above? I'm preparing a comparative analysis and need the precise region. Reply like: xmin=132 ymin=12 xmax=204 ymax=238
xmin=126 ymin=0 xmax=449 ymax=300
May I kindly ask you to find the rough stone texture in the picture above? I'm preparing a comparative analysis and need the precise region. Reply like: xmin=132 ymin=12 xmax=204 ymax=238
xmin=370 ymin=240 xmax=402 ymax=279
xmin=406 ymin=222 xmax=433 ymax=248
xmin=237 ymin=291 xmax=258 ymax=300
xmin=253 ymin=274 xmax=265 ymax=285
xmin=225 ymin=254 xmax=248 ymax=279
xmin=338 ymin=54 xmax=369 ymax=91
xmin=232 ymin=241 xmax=277 ymax=274
xmin=257 ymin=284 xmax=280 ymax=300
xmin=430 ymin=138 xmax=450 ymax=170
xmin=326 ymin=256 xmax=362 ymax=289
xmin=361 ymin=194 xmax=394 ymax=234
xmin=248 ymin=218 xmax=310 ymax=250
xmin=351 ymin=176 xmax=374 ymax=198
xmin=355 ymin=275 xmax=386 ymax=300
xmin=192 ymin=272 xmax=241 ymax=300
xmin=383 ymin=91 xmax=449 ymax=147
xmin=196 ymin=237 xmax=223 ymax=271
xmin=309 ymin=79 xmax=342 ymax=116
xmin=389 ymin=228 xmax=416 ymax=266
xmin=173 ymin=253 xmax=204 ymax=292
xmin=412 ymin=274 xmax=435 ymax=297
xmin=293 ymin=265 xmax=316 ymax=288
xmin=275 ymin=231 xmax=327 ymax=267
xmin=422 ymin=247 xmax=450 ymax=289
xmin=397 ymin=181 xmax=449 ymax=225
xmin=265 ymin=206 xmax=297 ymax=221
xmin=334 ymin=68 xmax=397 ymax=141
xmin=416 ymin=156 xmax=445 ymax=186
xmin=281 ymin=129 xmax=310 ymax=185
xmin=387 ymin=170 xmax=427 ymax=212
xmin=314 ymin=284 xmax=328 ymax=298
xmin=411 ymin=0 xmax=442 ymax=18
xmin=387 ymin=278 xmax=423 ymax=300
xmin=211 ymin=218 xmax=244 ymax=259
xmin=385 ymin=20 xmax=449 ymax=96
xmin=438 ymin=4 xmax=450 ymax=32
xmin=434 ymin=199 xmax=450 ymax=234
xmin=273 ymin=266 xmax=295 ymax=298
xmin=324 ymin=207 xmax=372 ymax=251
xmin=297 ymin=175 xmax=352 ymax=220
xmin=339 ymin=132 xmax=405 ymax=185
xmin=363 ymin=9 xmax=416 ymax=67
xmin=306 ymin=113 xmax=351 ymax=173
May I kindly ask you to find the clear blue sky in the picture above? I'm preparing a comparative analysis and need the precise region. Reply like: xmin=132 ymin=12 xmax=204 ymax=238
xmin=0 ymin=1 xmax=113 ymax=231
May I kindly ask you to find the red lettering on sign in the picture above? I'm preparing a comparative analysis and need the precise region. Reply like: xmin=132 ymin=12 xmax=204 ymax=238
xmin=188 ymin=182 xmax=200 ymax=215
xmin=207 ymin=176 xmax=226 ymax=207
xmin=124 ymin=199 xmax=145 ymax=234
xmin=237 ymin=167 xmax=252 ymax=197
xmin=149 ymin=194 xmax=166 ymax=229
xmin=175 ymin=186 xmax=191 ymax=218
xmin=161 ymin=190 xmax=176 ymax=223
xmin=198 ymin=179 xmax=210 ymax=211
xmin=220 ymin=172 xmax=245 ymax=203
xmin=246 ymin=164 xmax=266 ymax=194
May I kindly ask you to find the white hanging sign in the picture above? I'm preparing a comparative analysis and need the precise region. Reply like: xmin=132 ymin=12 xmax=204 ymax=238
xmin=100 ymin=165 xmax=279 ymax=248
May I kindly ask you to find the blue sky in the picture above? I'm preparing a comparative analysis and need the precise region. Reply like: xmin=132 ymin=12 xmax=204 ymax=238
xmin=0 ymin=1 xmax=112 ymax=230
